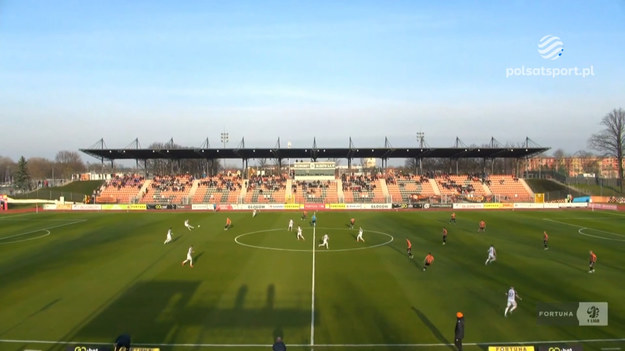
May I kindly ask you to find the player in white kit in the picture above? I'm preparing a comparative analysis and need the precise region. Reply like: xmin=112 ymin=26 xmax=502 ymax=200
xmin=288 ymin=219 xmax=294 ymax=231
xmin=164 ymin=227 xmax=173 ymax=244
xmin=318 ymin=234 xmax=329 ymax=249
xmin=181 ymin=246 xmax=194 ymax=268
xmin=485 ymin=244 xmax=497 ymax=265
xmin=356 ymin=227 xmax=365 ymax=242
xmin=296 ymin=226 xmax=305 ymax=240
xmin=504 ymin=286 xmax=521 ymax=317
xmin=184 ymin=219 xmax=195 ymax=231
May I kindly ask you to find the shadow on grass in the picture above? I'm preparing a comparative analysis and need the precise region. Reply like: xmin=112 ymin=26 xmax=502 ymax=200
xmin=411 ymin=307 xmax=455 ymax=350
xmin=386 ymin=242 xmax=422 ymax=270
xmin=193 ymin=252 xmax=204 ymax=264
xmin=63 ymin=281 xmax=311 ymax=347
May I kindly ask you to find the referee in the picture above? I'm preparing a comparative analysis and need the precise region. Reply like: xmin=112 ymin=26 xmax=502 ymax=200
xmin=272 ymin=336 xmax=286 ymax=351
xmin=454 ymin=312 xmax=464 ymax=351
xmin=114 ymin=334 xmax=131 ymax=351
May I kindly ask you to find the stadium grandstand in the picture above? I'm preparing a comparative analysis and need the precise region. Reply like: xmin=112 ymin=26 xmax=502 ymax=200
xmin=83 ymin=137 xmax=549 ymax=206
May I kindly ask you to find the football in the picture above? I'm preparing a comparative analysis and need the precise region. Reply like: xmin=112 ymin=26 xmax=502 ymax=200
xmin=198 ymin=225 xmax=201 ymax=228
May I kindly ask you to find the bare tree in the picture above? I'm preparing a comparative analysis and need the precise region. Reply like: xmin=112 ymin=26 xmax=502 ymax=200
xmin=0 ymin=156 xmax=16 ymax=183
xmin=589 ymin=108 xmax=625 ymax=191
xmin=55 ymin=151 xmax=86 ymax=179
xmin=575 ymin=151 xmax=599 ymax=175
xmin=552 ymin=149 xmax=567 ymax=175
xmin=145 ymin=142 xmax=175 ymax=175
xmin=329 ymin=158 xmax=342 ymax=167
xmin=27 ymin=157 xmax=54 ymax=180
xmin=257 ymin=158 xmax=269 ymax=169
xmin=404 ymin=158 xmax=418 ymax=173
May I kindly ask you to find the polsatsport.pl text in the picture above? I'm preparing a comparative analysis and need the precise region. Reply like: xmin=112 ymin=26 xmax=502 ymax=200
xmin=505 ymin=65 xmax=594 ymax=78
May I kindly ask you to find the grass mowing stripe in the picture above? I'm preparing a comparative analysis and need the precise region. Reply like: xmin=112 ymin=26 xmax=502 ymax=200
xmin=4 ymin=337 xmax=625 ymax=348
xmin=310 ymin=224 xmax=316 ymax=349
xmin=2 ymin=210 xmax=623 ymax=350
xmin=0 ymin=219 xmax=86 ymax=244
xmin=0 ymin=219 xmax=85 ymax=237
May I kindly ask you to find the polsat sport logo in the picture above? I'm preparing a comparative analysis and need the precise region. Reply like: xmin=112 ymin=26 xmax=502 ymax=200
xmin=537 ymin=35 xmax=564 ymax=60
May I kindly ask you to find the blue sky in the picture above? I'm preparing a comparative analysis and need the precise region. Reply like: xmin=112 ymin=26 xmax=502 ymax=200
xmin=1 ymin=0 xmax=624 ymax=162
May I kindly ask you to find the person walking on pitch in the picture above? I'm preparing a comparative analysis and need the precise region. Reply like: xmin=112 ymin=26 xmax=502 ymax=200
xmin=181 ymin=246 xmax=194 ymax=268
xmin=356 ymin=227 xmax=365 ymax=242
xmin=454 ymin=312 xmax=464 ymax=351
xmin=588 ymin=250 xmax=597 ymax=273
xmin=224 ymin=217 xmax=232 ymax=231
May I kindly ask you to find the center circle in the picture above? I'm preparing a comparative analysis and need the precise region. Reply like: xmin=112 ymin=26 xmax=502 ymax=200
xmin=234 ymin=227 xmax=394 ymax=252
xmin=0 ymin=229 xmax=51 ymax=245
xmin=578 ymin=227 xmax=625 ymax=242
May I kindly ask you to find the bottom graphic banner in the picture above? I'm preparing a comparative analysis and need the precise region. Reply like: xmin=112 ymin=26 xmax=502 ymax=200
xmin=536 ymin=302 xmax=608 ymax=326
xmin=488 ymin=346 xmax=535 ymax=351
xmin=537 ymin=345 xmax=583 ymax=351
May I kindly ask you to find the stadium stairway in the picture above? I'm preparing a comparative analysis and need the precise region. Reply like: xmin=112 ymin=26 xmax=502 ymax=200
xmin=285 ymin=179 xmax=292 ymax=200
xmin=336 ymin=179 xmax=345 ymax=203
xmin=187 ymin=180 xmax=200 ymax=200
xmin=519 ymin=178 xmax=535 ymax=198
xmin=481 ymin=182 xmax=492 ymax=196
xmin=138 ymin=180 xmax=152 ymax=201
xmin=429 ymin=179 xmax=442 ymax=196
xmin=379 ymin=179 xmax=391 ymax=202
xmin=239 ymin=182 xmax=248 ymax=202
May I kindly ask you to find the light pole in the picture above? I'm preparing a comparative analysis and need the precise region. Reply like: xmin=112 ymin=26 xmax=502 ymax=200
xmin=221 ymin=131 xmax=229 ymax=149
xmin=221 ymin=130 xmax=229 ymax=169
xmin=287 ymin=141 xmax=292 ymax=177
xmin=416 ymin=132 xmax=425 ymax=175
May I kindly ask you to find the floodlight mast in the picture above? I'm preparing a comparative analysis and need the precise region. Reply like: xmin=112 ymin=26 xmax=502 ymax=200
xmin=417 ymin=132 xmax=425 ymax=174
xmin=221 ymin=130 xmax=229 ymax=168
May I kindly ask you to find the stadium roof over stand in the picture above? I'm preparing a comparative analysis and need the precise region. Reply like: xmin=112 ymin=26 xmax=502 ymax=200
xmin=80 ymin=137 xmax=549 ymax=162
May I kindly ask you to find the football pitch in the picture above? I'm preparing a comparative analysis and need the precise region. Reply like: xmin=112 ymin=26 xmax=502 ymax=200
xmin=0 ymin=209 xmax=624 ymax=351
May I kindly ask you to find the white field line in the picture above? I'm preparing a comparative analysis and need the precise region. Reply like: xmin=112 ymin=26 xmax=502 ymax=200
xmin=0 ymin=219 xmax=86 ymax=245
xmin=310 ymin=224 xmax=316 ymax=349
xmin=544 ymin=218 xmax=625 ymax=241
xmin=2 ymin=338 xmax=625 ymax=348
xmin=234 ymin=228 xmax=393 ymax=253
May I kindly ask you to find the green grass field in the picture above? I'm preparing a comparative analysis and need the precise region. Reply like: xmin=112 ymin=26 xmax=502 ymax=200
xmin=1 ymin=209 xmax=624 ymax=351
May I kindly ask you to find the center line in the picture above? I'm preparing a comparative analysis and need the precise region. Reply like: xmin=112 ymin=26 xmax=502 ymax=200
xmin=310 ymin=224 xmax=316 ymax=350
